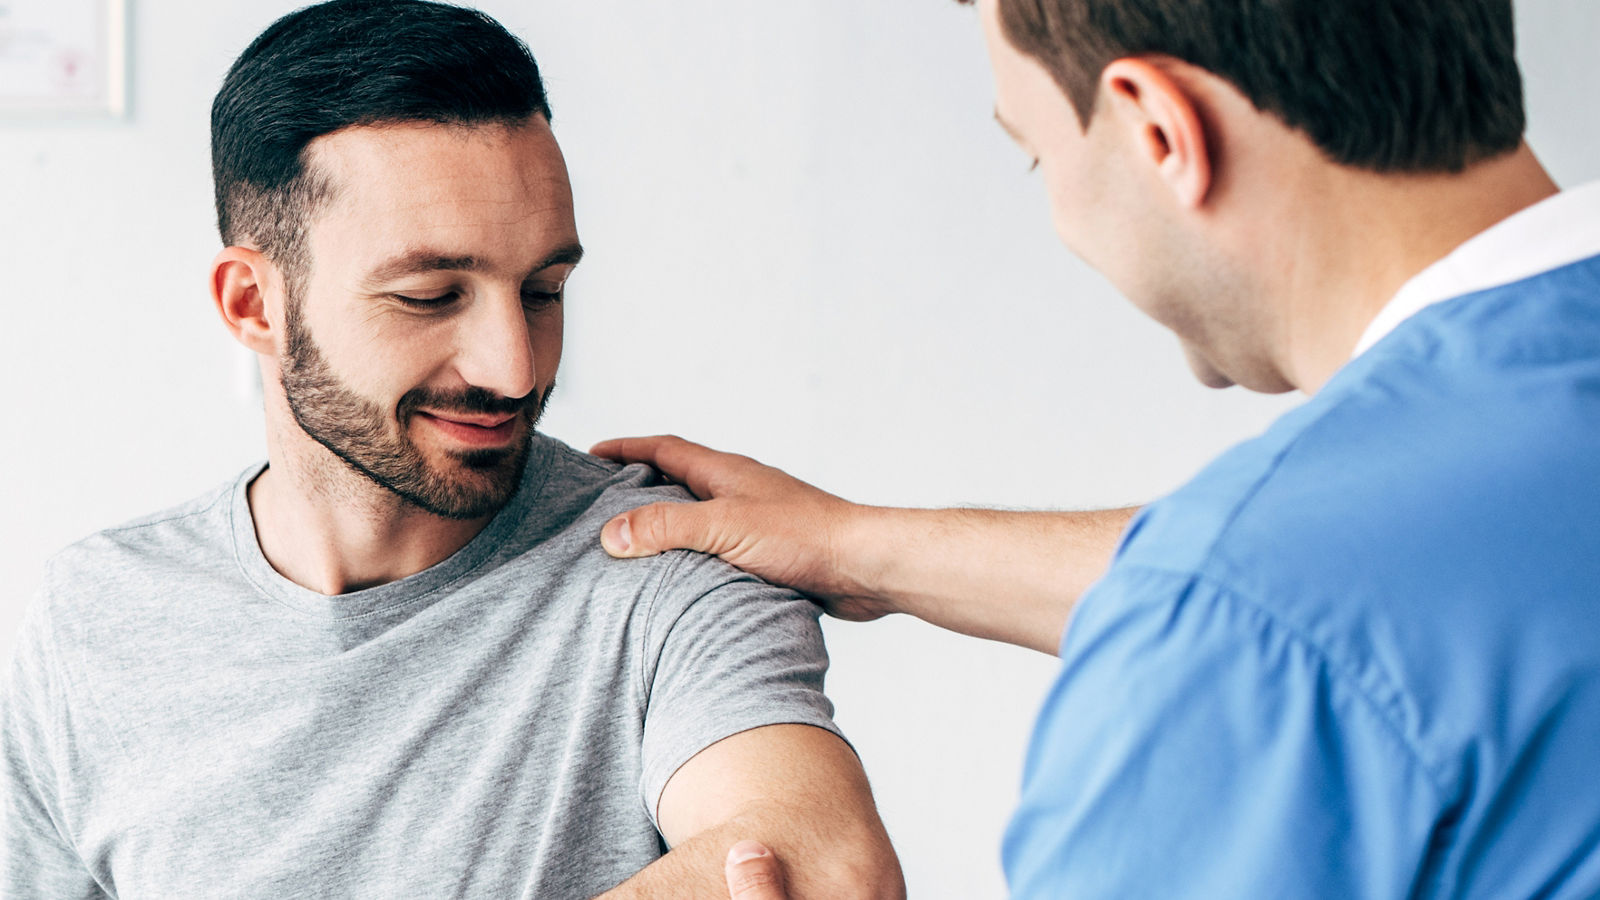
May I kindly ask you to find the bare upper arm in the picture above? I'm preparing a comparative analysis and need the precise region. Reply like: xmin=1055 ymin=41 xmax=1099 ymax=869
xmin=648 ymin=724 xmax=903 ymax=899
xmin=656 ymin=723 xmax=881 ymax=849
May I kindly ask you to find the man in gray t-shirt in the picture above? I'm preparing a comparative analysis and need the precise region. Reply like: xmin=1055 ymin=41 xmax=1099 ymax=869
xmin=4 ymin=439 xmax=873 ymax=898
xmin=1 ymin=2 xmax=901 ymax=897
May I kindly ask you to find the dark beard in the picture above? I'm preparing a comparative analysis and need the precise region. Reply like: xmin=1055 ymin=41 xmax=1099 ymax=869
xmin=279 ymin=295 xmax=548 ymax=520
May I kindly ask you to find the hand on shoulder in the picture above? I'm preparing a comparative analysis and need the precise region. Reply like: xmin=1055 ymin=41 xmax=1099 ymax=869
xmin=590 ymin=435 xmax=892 ymax=622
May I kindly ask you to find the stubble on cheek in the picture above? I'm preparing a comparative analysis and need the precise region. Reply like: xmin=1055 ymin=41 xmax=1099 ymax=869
xmin=278 ymin=299 xmax=545 ymax=519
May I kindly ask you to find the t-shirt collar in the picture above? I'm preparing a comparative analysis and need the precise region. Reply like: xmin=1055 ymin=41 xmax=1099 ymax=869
xmin=230 ymin=436 xmax=551 ymax=620
xmin=1352 ymin=179 xmax=1600 ymax=359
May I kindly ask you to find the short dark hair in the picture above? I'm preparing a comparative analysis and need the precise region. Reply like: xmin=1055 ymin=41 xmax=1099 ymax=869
xmin=970 ymin=0 xmax=1525 ymax=173
xmin=211 ymin=0 xmax=551 ymax=275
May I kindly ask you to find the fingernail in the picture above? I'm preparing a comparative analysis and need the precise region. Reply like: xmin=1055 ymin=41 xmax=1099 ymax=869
xmin=727 ymin=841 xmax=769 ymax=865
xmin=615 ymin=518 xmax=632 ymax=553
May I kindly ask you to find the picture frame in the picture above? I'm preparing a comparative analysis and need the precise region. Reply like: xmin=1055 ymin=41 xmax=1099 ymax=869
xmin=0 ymin=0 xmax=128 ymax=117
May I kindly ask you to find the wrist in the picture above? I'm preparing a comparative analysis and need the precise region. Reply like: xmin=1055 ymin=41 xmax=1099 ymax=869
xmin=828 ymin=503 xmax=912 ymax=620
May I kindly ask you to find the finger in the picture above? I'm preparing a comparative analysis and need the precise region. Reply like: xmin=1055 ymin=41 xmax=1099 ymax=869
xmin=589 ymin=435 xmax=742 ymax=500
xmin=589 ymin=434 xmax=704 ymax=467
xmin=724 ymin=841 xmax=787 ymax=900
xmin=600 ymin=500 xmax=726 ymax=559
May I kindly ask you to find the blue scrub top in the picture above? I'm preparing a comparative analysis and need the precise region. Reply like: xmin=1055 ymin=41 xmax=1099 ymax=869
xmin=1005 ymin=255 xmax=1600 ymax=897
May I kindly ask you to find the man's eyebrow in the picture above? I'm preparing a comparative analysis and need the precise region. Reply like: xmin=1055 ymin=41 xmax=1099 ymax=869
xmin=364 ymin=242 xmax=585 ymax=285
xmin=534 ymin=242 xmax=585 ymax=273
xmin=365 ymin=251 xmax=484 ymax=284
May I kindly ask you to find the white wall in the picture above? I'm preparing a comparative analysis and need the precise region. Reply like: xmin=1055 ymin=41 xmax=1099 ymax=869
xmin=2 ymin=2 xmax=1595 ymax=896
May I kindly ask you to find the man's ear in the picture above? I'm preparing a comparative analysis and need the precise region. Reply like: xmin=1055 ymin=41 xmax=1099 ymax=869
xmin=1099 ymin=57 xmax=1212 ymax=209
xmin=210 ymin=246 xmax=281 ymax=355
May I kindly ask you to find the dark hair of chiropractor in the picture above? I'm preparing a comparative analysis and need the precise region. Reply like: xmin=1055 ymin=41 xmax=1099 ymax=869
xmin=964 ymin=0 xmax=1526 ymax=173
xmin=210 ymin=0 xmax=552 ymax=284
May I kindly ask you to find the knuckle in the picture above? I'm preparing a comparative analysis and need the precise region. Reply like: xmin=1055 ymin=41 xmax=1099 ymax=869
xmin=729 ymin=868 xmax=782 ymax=894
xmin=639 ymin=506 xmax=672 ymax=550
xmin=657 ymin=434 xmax=690 ymax=466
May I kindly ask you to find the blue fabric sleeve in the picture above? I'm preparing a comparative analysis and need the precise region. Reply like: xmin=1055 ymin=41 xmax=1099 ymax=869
xmin=1004 ymin=566 xmax=1446 ymax=898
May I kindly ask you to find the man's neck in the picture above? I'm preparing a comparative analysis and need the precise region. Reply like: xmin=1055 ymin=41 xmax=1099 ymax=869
xmin=1276 ymin=143 xmax=1559 ymax=393
xmin=248 ymin=424 xmax=495 ymax=596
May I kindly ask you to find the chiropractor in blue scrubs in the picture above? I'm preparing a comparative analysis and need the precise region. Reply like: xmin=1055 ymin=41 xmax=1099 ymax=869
xmin=597 ymin=0 xmax=1600 ymax=896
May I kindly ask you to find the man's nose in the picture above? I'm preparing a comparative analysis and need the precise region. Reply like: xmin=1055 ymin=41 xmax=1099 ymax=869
xmin=452 ymin=291 xmax=539 ymax=401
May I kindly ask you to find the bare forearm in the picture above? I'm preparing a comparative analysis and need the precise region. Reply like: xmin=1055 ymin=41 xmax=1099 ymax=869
xmin=594 ymin=820 xmax=743 ymax=900
xmin=590 ymin=435 xmax=1139 ymax=654
xmin=841 ymin=506 xmax=1139 ymax=654
xmin=596 ymin=803 xmax=902 ymax=900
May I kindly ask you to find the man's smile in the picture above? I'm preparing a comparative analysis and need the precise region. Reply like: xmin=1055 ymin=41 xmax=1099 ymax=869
xmin=414 ymin=409 xmax=521 ymax=448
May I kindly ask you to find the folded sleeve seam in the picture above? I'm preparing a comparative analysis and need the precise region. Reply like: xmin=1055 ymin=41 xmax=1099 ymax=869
xmin=1086 ymin=563 xmax=1454 ymax=807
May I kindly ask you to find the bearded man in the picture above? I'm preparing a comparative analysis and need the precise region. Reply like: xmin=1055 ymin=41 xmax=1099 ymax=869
xmin=0 ymin=3 xmax=902 ymax=898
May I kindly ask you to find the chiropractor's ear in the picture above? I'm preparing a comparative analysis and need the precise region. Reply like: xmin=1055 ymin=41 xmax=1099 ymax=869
xmin=210 ymin=246 xmax=282 ymax=356
xmin=1099 ymin=57 xmax=1213 ymax=209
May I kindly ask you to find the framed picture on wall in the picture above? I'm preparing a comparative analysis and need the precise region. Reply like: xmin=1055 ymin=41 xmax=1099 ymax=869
xmin=0 ymin=0 xmax=128 ymax=116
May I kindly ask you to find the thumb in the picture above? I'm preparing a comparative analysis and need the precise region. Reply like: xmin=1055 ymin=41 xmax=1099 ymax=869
xmin=724 ymin=841 xmax=787 ymax=900
xmin=600 ymin=501 xmax=718 ymax=559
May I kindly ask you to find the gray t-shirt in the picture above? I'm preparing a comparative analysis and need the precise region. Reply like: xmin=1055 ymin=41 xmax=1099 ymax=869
xmin=1 ymin=434 xmax=841 ymax=899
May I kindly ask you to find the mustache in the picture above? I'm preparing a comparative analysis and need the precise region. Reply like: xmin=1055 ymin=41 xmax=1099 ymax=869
xmin=398 ymin=379 xmax=555 ymax=421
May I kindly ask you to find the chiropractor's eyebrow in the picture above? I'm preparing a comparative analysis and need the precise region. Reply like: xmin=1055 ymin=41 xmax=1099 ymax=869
xmin=993 ymin=107 xmax=1025 ymax=145
xmin=364 ymin=242 xmax=585 ymax=285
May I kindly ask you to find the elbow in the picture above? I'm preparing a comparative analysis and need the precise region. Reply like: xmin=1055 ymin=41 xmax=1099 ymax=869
xmin=801 ymin=840 xmax=905 ymax=900
xmin=836 ymin=871 xmax=906 ymax=900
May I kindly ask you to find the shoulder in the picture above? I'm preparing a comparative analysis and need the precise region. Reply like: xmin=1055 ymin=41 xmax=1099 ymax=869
xmin=525 ymin=434 xmax=699 ymax=530
xmin=1027 ymin=274 xmax=1600 ymax=894
xmin=1121 ymin=275 xmax=1600 ymax=596
xmin=1110 ymin=377 xmax=1386 ymax=583
xmin=1083 ymin=283 xmax=1600 ymax=788
xmin=514 ymin=436 xmax=779 ymax=609
xmin=38 ymin=471 xmax=245 ymax=624
xmin=1097 ymin=351 xmax=1498 ymax=712
xmin=12 ymin=472 xmax=244 ymax=718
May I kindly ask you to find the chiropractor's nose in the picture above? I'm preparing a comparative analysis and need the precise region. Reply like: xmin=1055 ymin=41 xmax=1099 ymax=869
xmin=453 ymin=290 xmax=541 ymax=401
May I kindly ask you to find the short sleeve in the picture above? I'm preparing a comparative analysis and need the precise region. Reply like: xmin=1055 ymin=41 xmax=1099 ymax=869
xmin=637 ymin=551 xmax=843 ymax=827
xmin=1004 ymin=566 xmax=1445 ymax=898
xmin=2 ymin=592 xmax=109 ymax=899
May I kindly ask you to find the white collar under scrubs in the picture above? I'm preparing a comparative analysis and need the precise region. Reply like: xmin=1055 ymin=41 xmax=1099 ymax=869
xmin=1354 ymin=179 xmax=1600 ymax=359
